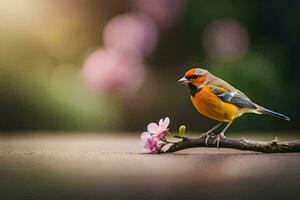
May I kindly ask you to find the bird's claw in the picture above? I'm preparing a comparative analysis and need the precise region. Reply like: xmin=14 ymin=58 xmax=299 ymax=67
xmin=200 ymin=131 xmax=216 ymax=146
xmin=213 ymin=133 xmax=226 ymax=148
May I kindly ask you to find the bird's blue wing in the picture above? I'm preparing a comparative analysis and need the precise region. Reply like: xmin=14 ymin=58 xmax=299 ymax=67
xmin=210 ymin=85 xmax=256 ymax=109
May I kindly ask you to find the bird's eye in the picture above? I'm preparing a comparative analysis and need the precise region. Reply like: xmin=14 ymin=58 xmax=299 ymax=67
xmin=187 ymin=75 xmax=198 ymax=79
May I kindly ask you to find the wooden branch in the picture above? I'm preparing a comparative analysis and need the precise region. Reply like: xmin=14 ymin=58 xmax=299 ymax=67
xmin=158 ymin=135 xmax=300 ymax=153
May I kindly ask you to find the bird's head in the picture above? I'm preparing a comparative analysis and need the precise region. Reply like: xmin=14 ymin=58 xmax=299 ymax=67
xmin=178 ymin=68 xmax=209 ymax=89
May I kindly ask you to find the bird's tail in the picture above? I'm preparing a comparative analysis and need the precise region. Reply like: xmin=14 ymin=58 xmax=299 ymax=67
xmin=255 ymin=104 xmax=290 ymax=121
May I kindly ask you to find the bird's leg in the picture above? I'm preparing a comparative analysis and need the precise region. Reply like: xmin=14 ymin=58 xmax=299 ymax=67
xmin=213 ymin=121 xmax=233 ymax=148
xmin=200 ymin=122 xmax=223 ymax=146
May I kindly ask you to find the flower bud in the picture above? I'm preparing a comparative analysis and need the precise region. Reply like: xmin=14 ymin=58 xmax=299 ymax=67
xmin=178 ymin=125 xmax=186 ymax=136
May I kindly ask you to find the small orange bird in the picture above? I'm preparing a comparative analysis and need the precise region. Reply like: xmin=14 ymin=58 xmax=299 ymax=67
xmin=178 ymin=68 xmax=290 ymax=146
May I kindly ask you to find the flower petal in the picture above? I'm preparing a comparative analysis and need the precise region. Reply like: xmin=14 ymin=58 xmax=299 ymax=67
xmin=147 ymin=123 xmax=158 ymax=134
xmin=163 ymin=117 xmax=170 ymax=128
xmin=141 ymin=136 xmax=158 ymax=153
xmin=159 ymin=119 xmax=163 ymax=126
xmin=140 ymin=132 xmax=151 ymax=140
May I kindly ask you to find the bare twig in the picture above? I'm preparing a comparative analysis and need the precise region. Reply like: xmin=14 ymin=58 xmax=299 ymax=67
xmin=158 ymin=134 xmax=300 ymax=153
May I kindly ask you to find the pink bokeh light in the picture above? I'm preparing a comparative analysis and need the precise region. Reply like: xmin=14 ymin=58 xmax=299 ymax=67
xmin=202 ymin=19 xmax=249 ymax=62
xmin=129 ymin=0 xmax=185 ymax=30
xmin=82 ymin=1 xmax=186 ymax=97
xmin=82 ymin=48 xmax=145 ymax=96
xmin=103 ymin=12 xmax=158 ymax=57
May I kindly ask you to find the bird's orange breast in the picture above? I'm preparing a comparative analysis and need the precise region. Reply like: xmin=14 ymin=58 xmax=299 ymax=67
xmin=191 ymin=85 xmax=239 ymax=122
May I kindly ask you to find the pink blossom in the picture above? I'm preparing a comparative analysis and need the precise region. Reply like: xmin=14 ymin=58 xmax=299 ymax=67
xmin=147 ymin=117 xmax=170 ymax=141
xmin=140 ymin=117 xmax=170 ymax=153
xmin=141 ymin=132 xmax=158 ymax=153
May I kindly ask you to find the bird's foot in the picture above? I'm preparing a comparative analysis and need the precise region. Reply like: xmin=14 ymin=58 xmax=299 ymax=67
xmin=213 ymin=133 xmax=226 ymax=148
xmin=200 ymin=131 xmax=216 ymax=146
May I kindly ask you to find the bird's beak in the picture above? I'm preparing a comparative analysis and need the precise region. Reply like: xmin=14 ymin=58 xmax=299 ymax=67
xmin=178 ymin=77 xmax=189 ymax=84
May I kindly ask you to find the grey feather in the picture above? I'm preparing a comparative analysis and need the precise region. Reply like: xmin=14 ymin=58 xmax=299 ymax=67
xmin=210 ymin=86 xmax=256 ymax=109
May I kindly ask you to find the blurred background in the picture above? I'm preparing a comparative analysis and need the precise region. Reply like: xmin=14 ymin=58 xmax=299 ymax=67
xmin=0 ymin=0 xmax=299 ymax=133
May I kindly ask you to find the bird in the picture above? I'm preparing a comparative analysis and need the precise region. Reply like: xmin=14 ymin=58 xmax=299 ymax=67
xmin=178 ymin=67 xmax=290 ymax=147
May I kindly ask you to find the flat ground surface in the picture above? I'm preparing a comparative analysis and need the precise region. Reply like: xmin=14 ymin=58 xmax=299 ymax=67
xmin=0 ymin=132 xmax=299 ymax=200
